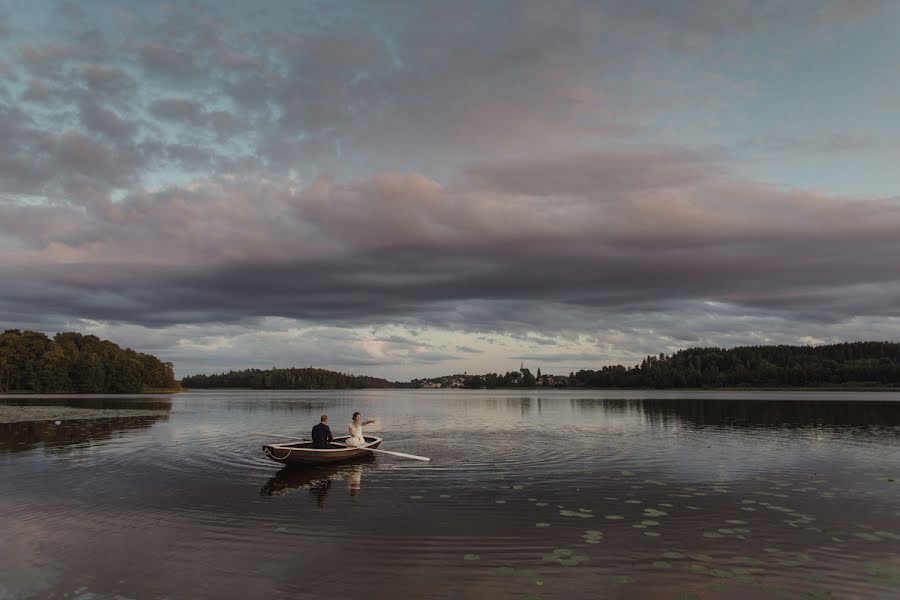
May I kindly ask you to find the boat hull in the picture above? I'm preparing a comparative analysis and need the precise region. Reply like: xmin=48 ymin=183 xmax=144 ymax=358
xmin=262 ymin=435 xmax=382 ymax=465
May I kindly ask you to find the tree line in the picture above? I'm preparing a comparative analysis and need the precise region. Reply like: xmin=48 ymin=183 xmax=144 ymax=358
xmin=411 ymin=342 xmax=900 ymax=389
xmin=0 ymin=330 xmax=179 ymax=393
xmin=181 ymin=367 xmax=396 ymax=389
xmin=569 ymin=342 xmax=900 ymax=388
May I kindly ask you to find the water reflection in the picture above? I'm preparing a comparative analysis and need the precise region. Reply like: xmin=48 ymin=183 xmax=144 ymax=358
xmin=0 ymin=395 xmax=173 ymax=410
xmin=0 ymin=413 xmax=169 ymax=454
xmin=260 ymin=457 xmax=376 ymax=506
xmin=559 ymin=397 xmax=900 ymax=427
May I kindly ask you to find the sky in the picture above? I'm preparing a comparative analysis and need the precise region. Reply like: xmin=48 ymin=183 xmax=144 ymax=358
xmin=2 ymin=0 xmax=900 ymax=380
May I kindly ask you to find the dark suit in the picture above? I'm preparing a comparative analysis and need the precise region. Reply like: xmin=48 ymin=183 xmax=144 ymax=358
xmin=311 ymin=422 xmax=334 ymax=449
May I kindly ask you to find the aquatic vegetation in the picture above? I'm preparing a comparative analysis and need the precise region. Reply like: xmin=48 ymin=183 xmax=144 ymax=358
xmin=661 ymin=551 xmax=685 ymax=560
xmin=644 ymin=531 xmax=661 ymax=537
xmin=864 ymin=561 xmax=900 ymax=587
xmin=542 ymin=548 xmax=589 ymax=566
xmin=604 ymin=514 xmax=624 ymax=520
xmin=582 ymin=530 xmax=604 ymax=543
xmin=560 ymin=509 xmax=593 ymax=518
xmin=535 ymin=522 xmax=550 ymax=528
xmin=463 ymin=554 xmax=480 ymax=561
xmin=493 ymin=566 xmax=539 ymax=578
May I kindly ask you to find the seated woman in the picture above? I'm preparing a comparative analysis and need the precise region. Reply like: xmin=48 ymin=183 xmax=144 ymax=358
xmin=345 ymin=411 xmax=375 ymax=447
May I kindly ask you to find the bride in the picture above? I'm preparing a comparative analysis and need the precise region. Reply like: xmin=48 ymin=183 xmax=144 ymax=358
xmin=345 ymin=412 xmax=375 ymax=447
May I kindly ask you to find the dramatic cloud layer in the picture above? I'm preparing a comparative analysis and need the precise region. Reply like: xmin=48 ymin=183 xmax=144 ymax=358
xmin=2 ymin=1 xmax=899 ymax=376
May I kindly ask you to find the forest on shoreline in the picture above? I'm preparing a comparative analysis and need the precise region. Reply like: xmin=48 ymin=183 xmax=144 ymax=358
xmin=413 ymin=342 xmax=900 ymax=389
xmin=0 ymin=330 xmax=179 ymax=393
xmin=182 ymin=342 xmax=900 ymax=390
xmin=181 ymin=367 xmax=394 ymax=389
xmin=4 ymin=335 xmax=900 ymax=392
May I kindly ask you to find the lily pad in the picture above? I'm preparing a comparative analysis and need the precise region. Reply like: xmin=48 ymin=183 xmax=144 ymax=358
xmin=560 ymin=509 xmax=594 ymax=518
xmin=464 ymin=554 xmax=480 ymax=561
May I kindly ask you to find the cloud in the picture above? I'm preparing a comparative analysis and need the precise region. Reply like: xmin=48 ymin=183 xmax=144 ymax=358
xmin=3 ymin=146 xmax=900 ymax=338
xmin=2 ymin=1 xmax=900 ymax=376
xmin=138 ymin=44 xmax=199 ymax=81
xmin=82 ymin=65 xmax=135 ymax=97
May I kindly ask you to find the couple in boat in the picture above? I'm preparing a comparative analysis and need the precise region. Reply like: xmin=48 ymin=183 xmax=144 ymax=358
xmin=310 ymin=412 xmax=374 ymax=449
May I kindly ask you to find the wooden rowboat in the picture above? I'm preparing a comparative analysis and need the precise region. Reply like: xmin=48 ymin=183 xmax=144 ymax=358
xmin=262 ymin=435 xmax=382 ymax=465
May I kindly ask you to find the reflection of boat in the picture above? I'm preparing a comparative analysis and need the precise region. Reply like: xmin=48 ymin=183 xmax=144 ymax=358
xmin=262 ymin=435 xmax=382 ymax=465
xmin=260 ymin=458 xmax=375 ymax=505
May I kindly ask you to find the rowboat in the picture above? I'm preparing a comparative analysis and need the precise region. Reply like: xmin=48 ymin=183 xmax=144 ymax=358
xmin=262 ymin=435 xmax=383 ymax=465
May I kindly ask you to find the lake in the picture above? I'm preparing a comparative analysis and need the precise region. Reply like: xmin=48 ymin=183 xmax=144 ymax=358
xmin=1 ymin=389 xmax=899 ymax=599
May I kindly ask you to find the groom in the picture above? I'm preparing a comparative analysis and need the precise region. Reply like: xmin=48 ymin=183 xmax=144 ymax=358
xmin=311 ymin=415 xmax=334 ymax=449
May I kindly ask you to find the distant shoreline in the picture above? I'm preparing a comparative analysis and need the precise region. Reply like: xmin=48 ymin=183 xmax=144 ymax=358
xmin=8 ymin=385 xmax=897 ymax=394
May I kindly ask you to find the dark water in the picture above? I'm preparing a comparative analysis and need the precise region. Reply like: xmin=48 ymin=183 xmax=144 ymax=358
xmin=1 ymin=390 xmax=899 ymax=600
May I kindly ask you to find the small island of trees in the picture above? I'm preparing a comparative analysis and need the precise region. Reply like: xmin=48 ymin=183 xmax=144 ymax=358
xmin=0 ymin=330 xmax=179 ymax=393
xmin=181 ymin=367 xmax=395 ymax=389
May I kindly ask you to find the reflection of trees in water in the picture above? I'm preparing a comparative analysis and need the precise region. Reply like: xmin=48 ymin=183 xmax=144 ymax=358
xmin=260 ymin=457 xmax=376 ymax=507
xmin=567 ymin=398 xmax=900 ymax=428
xmin=0 ymin=396 xmax=172 ymax=410
xmin=0 ymin=413 xmax=170 ymax=454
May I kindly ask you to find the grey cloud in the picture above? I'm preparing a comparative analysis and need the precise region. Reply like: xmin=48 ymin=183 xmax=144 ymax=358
xmin=79 ymin=100 xmax=136 ymax=142
xmin=466 ymin=147 xmax=728 ymax=196
xmin=82 ymin=65 xmax=135 ymax=97
xmin=18 ymin=43 xmax=77 ymax=77
xmin=149 ymin=97 xmax=207 ymax=124
xmin=509 ymin=353 xmax=610 ymax=363
xmin=455 ymin=345 xmax=483 ymax=354
xmin=138 ymin=44 xmax=199 ymax=81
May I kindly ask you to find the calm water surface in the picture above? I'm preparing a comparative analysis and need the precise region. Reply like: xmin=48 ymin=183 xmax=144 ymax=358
xmin=1 ymin=390 xmax=899 ymax=599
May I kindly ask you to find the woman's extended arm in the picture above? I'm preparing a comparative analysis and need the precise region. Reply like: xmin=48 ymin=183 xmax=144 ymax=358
xmin=363 ymin=419 xmax=375 ymax=425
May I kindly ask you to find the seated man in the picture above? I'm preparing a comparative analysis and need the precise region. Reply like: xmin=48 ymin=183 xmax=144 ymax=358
xmin=311 ymin=414 xmax=334 ymax=449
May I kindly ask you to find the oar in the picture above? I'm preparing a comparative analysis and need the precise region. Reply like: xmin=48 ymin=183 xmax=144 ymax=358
xmin=330 ymin=441 xmax=431 ymax=462
xmin=250 ymin=431 xmax=431 ymax=462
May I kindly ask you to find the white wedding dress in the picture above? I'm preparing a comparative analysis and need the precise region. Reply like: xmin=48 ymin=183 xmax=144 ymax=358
xmin=346 ymin=422 xmax=366 ymax=447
